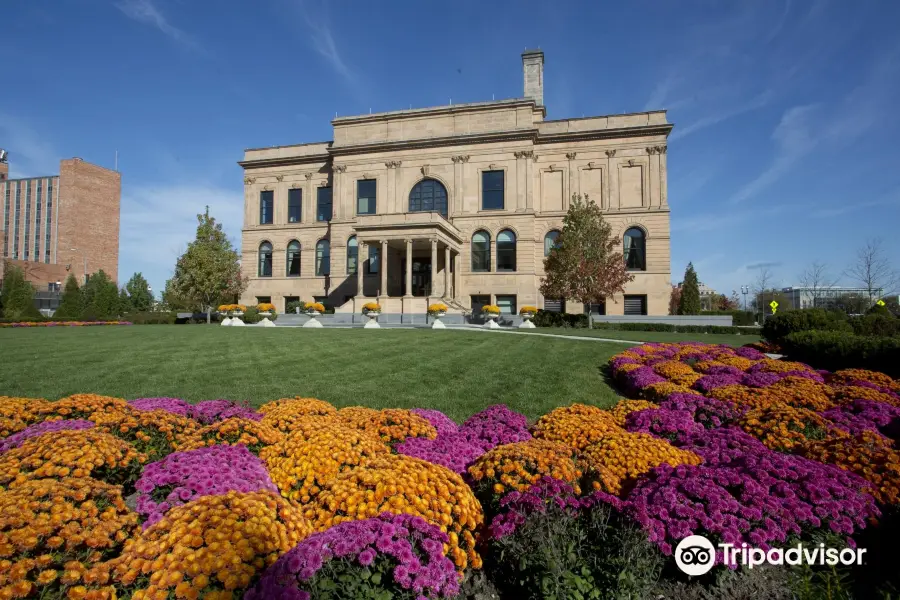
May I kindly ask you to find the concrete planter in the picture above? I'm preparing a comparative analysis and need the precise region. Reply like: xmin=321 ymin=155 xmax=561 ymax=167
xmin=431 ymin=312 xmax=447 ymax=329
xmin=303 ymin=311 xmax=323 ymax=328
xmin=230 ymin=311 xmax=245 ymax=326
xmin=364 ymin=312 xmax=381 ymax=329
xmin=519 ymin=313 xmax=536 ymax=329
xmin=483 ymin=314 xmax=500 ymax=329
xmin=259 ymin=317 xmax=276 ymax=327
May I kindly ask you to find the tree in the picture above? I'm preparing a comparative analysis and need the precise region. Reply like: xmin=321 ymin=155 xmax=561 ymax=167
xmin=677 ymin=263 xmax=701 ymax=315
xmin=124 ymin=272 xmax=153 ymax=312
xmin=54 ymin=274 xmax=84 ymax=318
xmin=81 ymin=270 xmax=121 ymax=320
xmin=751 ymin=267 xmax=775 ymax=323
xmin=168 ymin=207 xmax=246 ymax=323
xmin=798 ymin=261 xmax=837 ymax=309
xmin=0 ymin=262 xmax=40 ymax=319
xmin=119 ymin=288 xmax=131 ymax=314
xmin=540 ymin=194 xmax=634 ymax=329
xmin=845 ymin=238 xmax=899 ymax=307
xmin=668 ymin=284 xmax=682 ymax=315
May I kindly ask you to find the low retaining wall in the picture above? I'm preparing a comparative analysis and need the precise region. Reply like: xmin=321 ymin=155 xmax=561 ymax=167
xmin=591 ymin=315 xmax=734 ymax=326
xmin=278 ymin=313 xmax=525 ymax=326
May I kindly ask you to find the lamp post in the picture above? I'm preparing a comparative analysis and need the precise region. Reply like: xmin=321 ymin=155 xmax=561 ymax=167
xmin=740 ymin=286 xmax=749 ymax=311
xmin=70 ymin=248 xmax=87 ymax=284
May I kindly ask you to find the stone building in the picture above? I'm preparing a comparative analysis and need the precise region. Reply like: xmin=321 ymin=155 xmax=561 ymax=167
xmin=239 ymin=50 xmax=672 ymax=317
xmin=0 ymin=152 xmax=121 ymax=292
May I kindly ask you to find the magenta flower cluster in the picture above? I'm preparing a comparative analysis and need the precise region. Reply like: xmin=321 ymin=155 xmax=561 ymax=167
xmin=191 ymin=399 xmax=262 ymax=424
xmin=410 ymin=408 xmax=459 ymax=437
xmin=692 ymin=373 xmax=742 ymax=393
xmin=458 ymin=405 xmax=532 ymax=451
xmin=134 ymin=445 xmax=277 ymax=529
xmin=741 ymin=371 xmax=782 ymax=388
xmin=821 ymin=398 xmax=900 ymax=438
xmin=625 ymin=408 xmax=703 ymax=442
xmin=0 ymin=419 xmax=94 ymax=453
xmin=396 ymin=434 xmax=485 ymax=474
xmin=659 ymin=393 xmax=745 ymax=428
xmin=246 ymin=513 xmax=460 ymax=600
xmin=488 ymin=477 xmax=584 ymax=539
xmin=130 ymin=397 xmax=196 ymax=418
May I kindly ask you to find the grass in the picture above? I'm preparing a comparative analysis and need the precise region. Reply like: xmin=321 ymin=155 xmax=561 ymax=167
xmin=515 ymin=327 xmax=760 ymax=347
xmin=0 ymin=326 xmax=631 ymax=422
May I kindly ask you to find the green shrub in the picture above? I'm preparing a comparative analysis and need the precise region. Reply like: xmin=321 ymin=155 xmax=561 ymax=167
xmin=781 ymin=331 xmax=900 ymax=378
xmin=0 ymin=263 xmax=41 ymax=320
xmin=849 ymin=313 xmax=900 ymax=337
xmin=701 ymin=310 xmax=756 ymax=326
xmin=533 ymin=310 xmax=589 ymax=328
xmin=122 ymin=312 xmax=177 ymax=325
xmin=286 ymin=300 xmax=303 ymax=314
xmin=243 ymin=306 xmax=261 ymax=324
xmin=590 ymin=322 xmax=761 ymax=335
xmin=761 ymin=309 xmax=851 ymax=343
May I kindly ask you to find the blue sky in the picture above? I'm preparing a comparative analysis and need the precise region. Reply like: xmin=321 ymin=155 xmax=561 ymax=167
xmin=2 ymin=0 xmax=899 ymax=299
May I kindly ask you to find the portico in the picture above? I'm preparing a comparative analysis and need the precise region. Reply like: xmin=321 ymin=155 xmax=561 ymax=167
xmin=352 ymin=212 xmax=462 ymax=311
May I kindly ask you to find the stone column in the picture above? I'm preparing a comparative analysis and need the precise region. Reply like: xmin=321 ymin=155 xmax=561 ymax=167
xmin=443 ymin=245 xmax=451 ymax=298
xmin=430 ymin=239 xmax=438 ymax=298
xmin=566 ymin=152 xmax=577 ymax=205
xmin=659 ymin=146 xmax=668 ymax=207
xmin=356 ymin=242 xmax=365 ymax=297
xmin=525 ymin=152 xmax=535 ymax=211
xmin=647 ymin=147 xmax=660 ymax=208
xmin=304 ymin=173 xmax=314 ymax=223
xmin=404 ymin=238 xmax=413 ymax=297
xmin=333 ymin=165 xmax=347 ymax=220
xmin=379 ymin=239 xmax=388 ymax=298
xmin=452 ymin=252 xmax=459 ymax=300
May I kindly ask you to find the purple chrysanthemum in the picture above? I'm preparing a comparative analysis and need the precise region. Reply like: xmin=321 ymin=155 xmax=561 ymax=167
xmin=0 ymin=419 xmax=94 ymax=453
xmin=458 ymin=405 xmax=531 ymax=451
xmin=192 ymin=399 xmax=262 ymax=424
xmin=130 ymin=397 xmax=195 ymax=418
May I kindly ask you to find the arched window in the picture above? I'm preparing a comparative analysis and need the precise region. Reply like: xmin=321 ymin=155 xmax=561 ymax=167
xmin=286 ymin=240 xmax=301 ymax=277
xmin=347 ymin=236 xmax=358 ymax=275
xmin=409 ymin=178 xmax=448 ymax=217
xmin=497 ymin=229 xmax=516 ymax=271
xmin=315 ymin=239 xmax=330 ymax=276
xmin=544 ymin=230 xmax=560 ymax=256
xmin=258 ymin=242 xmax=273 ymax=277
xmin=624 ymin=227 xmax=646 ymax=271
xmin=471 ymin=231 xmax=491 ymax=272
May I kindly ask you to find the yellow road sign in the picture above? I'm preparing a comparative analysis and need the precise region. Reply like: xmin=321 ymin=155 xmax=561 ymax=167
xmin=769 ymin=300 xmax=778 ymax=309
xmin=877 ymin=300 xmax=886 ymax=306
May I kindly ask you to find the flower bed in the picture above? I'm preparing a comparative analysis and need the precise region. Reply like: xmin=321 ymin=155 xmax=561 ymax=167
xmin=0 ymin=321 xmax=132 ymax=327
xmin=1 ymin=349 xmax=899 ymax=598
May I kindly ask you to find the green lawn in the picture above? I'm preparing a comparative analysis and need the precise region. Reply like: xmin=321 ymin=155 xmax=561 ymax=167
xmin=515 ymin=327 xmax=760 ymax=347
xmin=0 ymin=326 xmax=631 ymax=421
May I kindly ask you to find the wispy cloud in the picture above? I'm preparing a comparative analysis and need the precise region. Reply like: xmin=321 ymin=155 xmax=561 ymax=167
xmin=747 ymin=261 xmax=783 ymax=270
xmin=671 ymin=205 xmax=790 ymax=234
xmin=115 ymin=0 xmax=202 ymax=51
xmin=670 ymin=90 xmax=773 ymax=141
xmin=293 ymin=0 xmax=355 ymax=84
xmin=0 ymin=114 xmax=59 ymax=178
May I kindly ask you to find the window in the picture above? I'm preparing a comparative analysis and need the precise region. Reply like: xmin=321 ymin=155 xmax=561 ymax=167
xmin=497 ymin=229 xmax=516 ymax=271
xmin=482 ymin=170 xmax=504 ymax=210
xmin=288 ymin=189 xmax=302 ymax=223
xmin=496 ymin=295 xmax=517 ymax=315
xmin=544 ymin=230 xmax=560 ymax=256
xmin=624 ymin=295 xmax=647 ymax=316
xmin=367 ymin=244 xmax=379 ymax=274
xmin=624 ymin=227 xmax=646 ymax=271
xmin=316 ymin=239 xmax=330 ymax=276
xmin=471 ymin=231 xmax=491 ymax=272
xmin=34 ymin=180 xmax=42 ymax=260
xmin=408 ymin=178 xmax=448 ymax=216
xmin=284 ymin=296 xmax=300 ymax=312
xmin=317 ymin=187 xmax=332 ymax=222
xmin=258 ymin=242 xmax=273 ymax=277
xmin=347 ymin=236 xmax=358 ymax=274
xmin=470 ymin=295 xmax=490 ymax=314
xmin=286 ymin=240 xmax=301 ymax=276
xmin=357 ymin=179 xmax=376 ymax=215
xmin=23 ymin=181 xmax=30 ymax=260
xmin=259 ymin=191 xmax=273 ymax=225
xmin=544 ymin=298 xmax=565 ymax=313
xmin=13 ymin=182 xmax=20 ymax=259
xmin=256 ymin=296 xmax=271 ymax=304
xmin=45 ymin=179 xmax=52 ymax=263
xmin=584 ymin=300 xmax=606 ymax=315
xmin=3 ymin=182 xmax=9 ymax=257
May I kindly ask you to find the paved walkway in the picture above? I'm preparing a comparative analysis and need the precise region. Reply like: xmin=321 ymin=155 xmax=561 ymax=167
xmin=473 ymin=328 xmax=641 ymax=344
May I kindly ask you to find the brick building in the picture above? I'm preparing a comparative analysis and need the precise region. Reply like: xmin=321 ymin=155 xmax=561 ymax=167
xmin=0 ymin=152 xmax=121 ymax=293
xmin=240 ymin=50 xmax=672 ymax=316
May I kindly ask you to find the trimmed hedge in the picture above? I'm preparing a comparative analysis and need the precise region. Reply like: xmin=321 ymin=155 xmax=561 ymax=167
xmin=700 ymin=310 xmax=756 ymax=326
xmin=781 ymin=330 xmax=900 ymax=379
xmin=533 ymin=310 xmax=589 ymax=328
xmin=122 ymin=312 xmax=177 ymax=325
xmin=592 ymin=322 xmax=761 ymax=335
xmin=849 ymin=313 xmax=900 ymax=337
xmin=761 ymin=308 xmax=852 ymax=342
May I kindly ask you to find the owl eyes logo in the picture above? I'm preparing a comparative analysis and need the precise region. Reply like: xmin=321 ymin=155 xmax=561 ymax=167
xmin=675 ymin=535 xmax=716 ymax=576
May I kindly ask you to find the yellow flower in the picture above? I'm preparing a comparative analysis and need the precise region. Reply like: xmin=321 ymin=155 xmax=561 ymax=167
xmin=532 ymin=404 xmax=624 ymax=450
xmin=176 ymin=418 xmax=283 ymax=455
xmin=338 ymin=408 xmax=437 ymax=445
xmin=468 ymin=439 xmax=582 ymax=499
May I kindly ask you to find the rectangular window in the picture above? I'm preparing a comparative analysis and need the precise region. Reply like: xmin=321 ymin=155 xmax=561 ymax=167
xmin=45 ymin=179 xmax=53 ymax=263
xmin=284 ymin=296 xmax=300 ymax=312
xmin=256 ymin=296 xmax=271 ymax=304
xmin=584 ymin=301 xmax=606 ymax=315
xmin=470 ymin=295 xmax=491 ymax=315
xmin=543 ymin=298 xmax=565 ymax=313
xmin=357 ymin=179 xmax=376 ymax=215
xmin=13 ymin=182 xmax=21 ymax=259
xmin=34 ymin=181 xmax=42 ymax=260
xmin=624 ymin=295 xmax=648 ymax=316
xmin=496 ymin=295 xmax=517 ymax=315
xmin=2 ymin=182 xmax=9 ymax=257
xmin=481 ymin=170 xmax=504 ymax=210
xmin=23 ymin=181 xmax=30 ymax=260
xmin=287 ymin=189 xmax=302 ymax=223
xmin=317 ymin=187 xmax=332 ymax=222
xmin=367 ymin=244 xmax=379 ymax=274
xmin=259 ymin=191 xmax=273 ymax=224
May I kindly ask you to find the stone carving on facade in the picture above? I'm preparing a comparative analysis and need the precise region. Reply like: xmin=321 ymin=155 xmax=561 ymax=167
xmin=513 ymin=150 xmax=534 ymax=159
xmin=586 ymin=161 xmax=596 ymax=169
xmin=627 ymin=159 xmax=636 ymax=167
xmin=263 ymin=185 xmax=272 ymax=191
xmin=334 ymin=165 xmax=348 ymax=173
xmin=645 ymin=145 xmax=667 ymax=155
xmin=421 ymin=165 xmax=430 ymax=176
xmin=385 ymin=160 xmax=402 ymax=169
xmin=451 ymin=155 xmax=471 ymax=163
xmin=605 ymin=149 xmax=617 ymax=158
xmin=275 ymin=175 xmax=283 ymax=182
xmin=565 ymin=152 xmax=577 ymax=160
xmin=243 ymin=176 xmax=255 ymax=184
xmin=488 ymin=164 xmax=498 ymax=170
xmin=304 ymin=173 xmax=314 ymax=180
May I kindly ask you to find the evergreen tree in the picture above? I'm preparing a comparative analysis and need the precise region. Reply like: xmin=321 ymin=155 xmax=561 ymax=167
xmin=0 ymin=262 xmax=40 ymax=320
xmin=119 ymin=288 xmax=132 ymax=314
xmin=124 ymin=272 xmax=153 ymax=312
xmin=678 ymin=263 xmax=702 ymax=315
xmin=169 ymin=207 xmax=246 ymax=323
xmin=81 ymin=270 xmax=121 ymax=320
xmin=54 ymin=274 xmax=84 ymax=319
xmin=540 ymin=194 xmax=634 ymax=329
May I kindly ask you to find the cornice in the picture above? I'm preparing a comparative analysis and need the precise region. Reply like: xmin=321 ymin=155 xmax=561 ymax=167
xmin=329 ymin=129 xmax=537 ymax=157
xmin=536 ymin=123 xmax=673 ymax=145
xmin=238 ymin=154 xmax=331 ymax=170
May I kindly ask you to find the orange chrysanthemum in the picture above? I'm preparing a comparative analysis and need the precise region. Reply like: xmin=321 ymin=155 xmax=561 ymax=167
xmin=176 ymin=418 xmax=284 ymax=455
xmin=532 ymin=404 xmax=624 ymax=450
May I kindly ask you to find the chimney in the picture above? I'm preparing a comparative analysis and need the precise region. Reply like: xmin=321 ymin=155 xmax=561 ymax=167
xmin=522 ymin=49 xmax=544 ymax=106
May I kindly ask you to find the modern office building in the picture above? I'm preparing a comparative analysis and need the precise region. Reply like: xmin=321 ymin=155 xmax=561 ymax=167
xmin=0 ymin=152 xmax=121 ymax=291
xmin=782 ymin=286 xmax=886 ymax=310
xmin=239 ymin=50 xmax=673 ymax=316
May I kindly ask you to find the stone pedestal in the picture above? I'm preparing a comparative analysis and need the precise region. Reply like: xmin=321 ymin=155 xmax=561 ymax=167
xmin=231 ymin=318 xmax=245 ymax=327
xmin=431 ymin=314 xmax=446 ymax=329
xmin=484 ymin=318 xmax=500 ymax=329
xmin=518 ymin=320 xmax=536 ymax=329
xmin=221 ymin=317 xmax=232 ymax=326
xmin=364 ymin=313 xmax=381 ymax=329
xmin=303 ymin=313 xmax=323 ymax=328
xmin=259 ymin=318 xmax=276 ymax=327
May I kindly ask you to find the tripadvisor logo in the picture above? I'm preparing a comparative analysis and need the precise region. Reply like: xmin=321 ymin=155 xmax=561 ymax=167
xmin=675 ymin=535 xmax=867 ymax=576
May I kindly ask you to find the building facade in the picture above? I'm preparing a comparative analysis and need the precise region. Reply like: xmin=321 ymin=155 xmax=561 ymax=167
xmin=239 ymin=51 xmax=673 ymax=316
xmin=0 ymin=153 xmax=121 ymax=291
xmin=782 ymin=286 xmax=886 ymax=310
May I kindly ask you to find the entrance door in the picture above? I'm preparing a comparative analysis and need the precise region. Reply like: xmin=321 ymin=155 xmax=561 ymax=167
xmin=402 ymin=259 xmax=432 ymax=296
